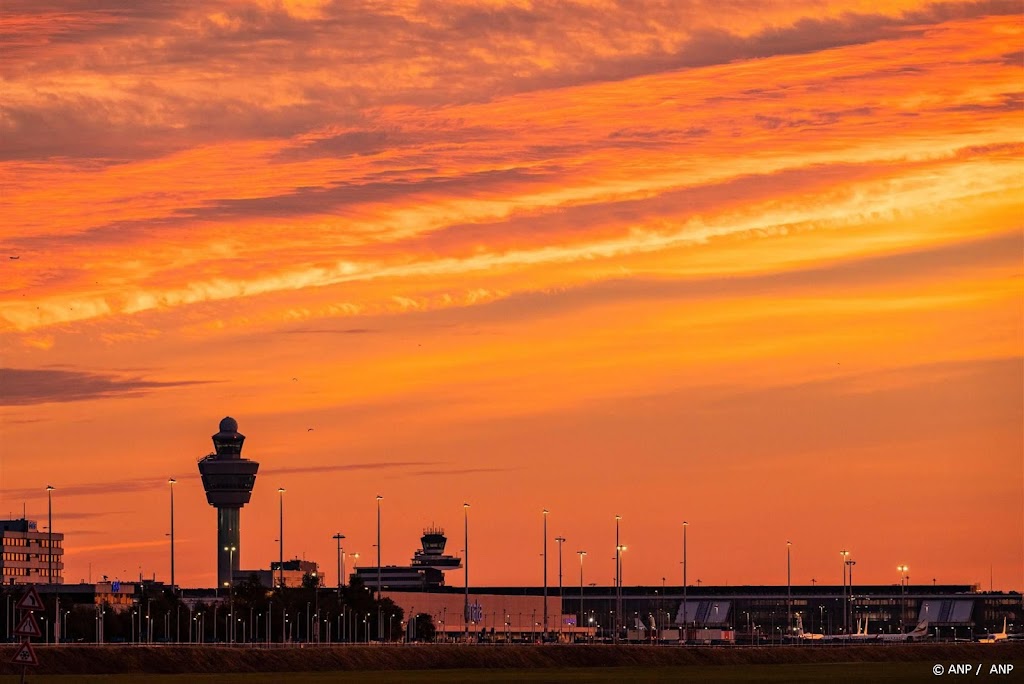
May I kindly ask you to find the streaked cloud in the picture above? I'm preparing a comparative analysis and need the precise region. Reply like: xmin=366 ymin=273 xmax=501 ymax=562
xmin=262 ymin=461 xmax=439 ymax=476
xmin=0 ymin=368 xmax=210 ymax=406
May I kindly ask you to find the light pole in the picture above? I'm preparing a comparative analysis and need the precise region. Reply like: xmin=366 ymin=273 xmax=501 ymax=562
xmin=682 ymin=521 xmax=688 ymax=636
xmin=278 ymin=488 xmax=286 ymax=588
xmin=46 ymin=485 xmax=55 ymax=583
xmin=617 ymin=544 xmax=627 ymax=635
xmin=376 ymin=494 xmax=383 ymax=641
xmin=224 ymin=545 xmax=236 ymax=643
xmin=542 ymin=509 xmax=549 ymax=636
xmin=334 ymin=533 xmax=346 ymax=590
xmin=313 ymin=571 xmax=320 ymax=643
xmin=661 ymin=577 xmax=666 ymax=638
xmin=463 ymin=502 xmax=470 ymax=641
xmin=577 ymin=551 xmax=586 ymax=640
xmin=555 ymin=536 xmax=565 ymax=638
xmin=897 ymin=564 xmax=909 ymax=632
xmin=169 ymin=479 xmax=176 ymax=592
xmin=786 ymin=541 xmax=792 ymax=635
xmin=376 ymin=495 xmax=383 ymax=601
xmin=614 ymin=514 xmax=621 ymax=643
xmin=846 ymin=558 xmax=856 ymax=634
xmin=840 ymin=549 xmax=849 ymax=633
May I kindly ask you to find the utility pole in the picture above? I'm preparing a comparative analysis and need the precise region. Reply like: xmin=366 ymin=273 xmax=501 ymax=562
xmin=614 ymin=515 xmax=621 ymax=643
xmin=542 ymin=509 xmax=549 ymax=636
xmin=278 ymin=488 xmax=286 ymax=588
xmin=555 ymin=536 xmax=565 ymax=639
xmin=334 ymin=533 xmax=346 ymax=590
xmin=463 ymin=503 xmax=470 ymax=641
xmin=682 ymin=521 xmax=688 ymax=639
xmin=169 ymin=479 xmax=176 ymax=592
xmin=786 ymin=541 xmax=792 ymax=636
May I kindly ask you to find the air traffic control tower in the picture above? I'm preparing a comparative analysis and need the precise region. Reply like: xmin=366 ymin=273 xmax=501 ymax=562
xmin=198 ymin=417 xmax=259 ymax=588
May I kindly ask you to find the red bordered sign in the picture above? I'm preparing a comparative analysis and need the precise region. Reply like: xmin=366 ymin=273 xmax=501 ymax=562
xmin=15 ymin=586 xmax=43 ymax=612
xmin=13 ymin=612 xmax=41 ymax=638
xmin=10 ymin=640 xmax=38 ymax=666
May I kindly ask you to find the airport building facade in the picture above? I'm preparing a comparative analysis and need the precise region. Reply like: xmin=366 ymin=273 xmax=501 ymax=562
xmin=388 ymin=584 xmax=1020 ymax=641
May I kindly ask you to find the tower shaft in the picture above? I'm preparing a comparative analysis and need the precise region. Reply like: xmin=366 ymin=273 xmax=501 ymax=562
xmin=217 ymin=507 xmax=241 ymax=588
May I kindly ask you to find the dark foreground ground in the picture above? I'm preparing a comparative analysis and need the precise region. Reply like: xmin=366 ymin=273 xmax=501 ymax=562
xmin=0 ymin=643 xmax=1020 ymax=683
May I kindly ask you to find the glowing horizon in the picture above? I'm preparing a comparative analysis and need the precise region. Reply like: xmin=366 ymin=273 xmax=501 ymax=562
xmin=1 ymin=0 xmax=1021 ymax=591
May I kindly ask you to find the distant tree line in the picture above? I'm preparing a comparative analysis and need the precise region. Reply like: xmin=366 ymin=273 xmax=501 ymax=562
xmin=1 ymin=574 xmax=435 ymax=644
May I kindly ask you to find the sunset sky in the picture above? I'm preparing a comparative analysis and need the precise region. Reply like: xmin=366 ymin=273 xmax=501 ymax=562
xmin=1 ymin=0 xmax=1021 ymax=592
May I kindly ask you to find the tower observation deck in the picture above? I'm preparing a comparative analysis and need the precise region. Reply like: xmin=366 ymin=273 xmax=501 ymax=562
xmin=197 ymin=417 xmax=259 ymax=588
xmin=411 ymin=526 xmax=462 ymax=571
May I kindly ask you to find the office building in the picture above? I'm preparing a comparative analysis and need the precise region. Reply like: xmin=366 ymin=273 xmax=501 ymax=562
xmin=0 ymin=518 xmax=63 ymax=585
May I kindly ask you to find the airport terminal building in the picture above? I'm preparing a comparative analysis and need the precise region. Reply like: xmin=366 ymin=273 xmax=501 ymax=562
xmin=383 ymin=583 xmax=1020 ymax=641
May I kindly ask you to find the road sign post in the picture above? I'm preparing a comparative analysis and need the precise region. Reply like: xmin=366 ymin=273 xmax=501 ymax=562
xmin=13 ymin=612 xmax=41 ymax=639
xmin=15 ymin=587 xmax=43 ymax=613
xmin=12 ymin=586 xmax=43 ymax=684
xmin=10 ymin=640 xmax=38 ymax=666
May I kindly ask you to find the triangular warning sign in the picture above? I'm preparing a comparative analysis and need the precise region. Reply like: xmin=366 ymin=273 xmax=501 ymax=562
xmin=10 ymin=640 xmax=38 ymax=666
xmin=13 ymin=612 xmax=41 ymax=638
xmin=15 ymin=586 xmax=43 ymax=611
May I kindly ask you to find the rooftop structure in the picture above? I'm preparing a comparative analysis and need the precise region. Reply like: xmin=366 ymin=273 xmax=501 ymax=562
xmin=238 ymin=559 xmax=320 ymax=589
xmin=197 ymin=417 xmax=259 ymax=588
xmin=356 ymin=526 xmax=463 ymax=591
xmin=412 ymin=527 xmax=462 ymax=571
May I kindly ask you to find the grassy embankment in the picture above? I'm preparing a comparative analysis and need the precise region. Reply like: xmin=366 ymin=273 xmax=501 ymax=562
xmin=0 ymin=643 xmax=1019 ymax=682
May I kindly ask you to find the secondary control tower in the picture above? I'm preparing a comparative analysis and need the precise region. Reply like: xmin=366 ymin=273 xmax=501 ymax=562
xmin=197 ymin=417 xmax=259 ymax=588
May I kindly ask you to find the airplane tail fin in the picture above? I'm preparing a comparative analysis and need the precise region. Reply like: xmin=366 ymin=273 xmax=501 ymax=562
xmin=911 ymin=620 xmax=929 ymax=636
xmin=795 ymin=613 xmax=805 ymax=636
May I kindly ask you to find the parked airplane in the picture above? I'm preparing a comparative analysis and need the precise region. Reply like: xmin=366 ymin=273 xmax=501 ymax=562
xmin=793 ymin=614 xmax=930 ymax=642
xmin=841 ymin=616 xmax=881 ymax=641
xmin=977 ymin=618 xmax=1009 ymax=644
xmin=878 ymin=620 xmax=930 ymax=642
xmin=792 ymin=614 xmax=824 ymax=640
xmin=790 ymin=613 xmax=870 ymax=641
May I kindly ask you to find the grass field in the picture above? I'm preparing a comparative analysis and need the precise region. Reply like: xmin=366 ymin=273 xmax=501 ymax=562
xmin=0 ymin=643 xmax=1019 ymax=681
xmin=0 ymin=662 xmax=999 ymax=683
